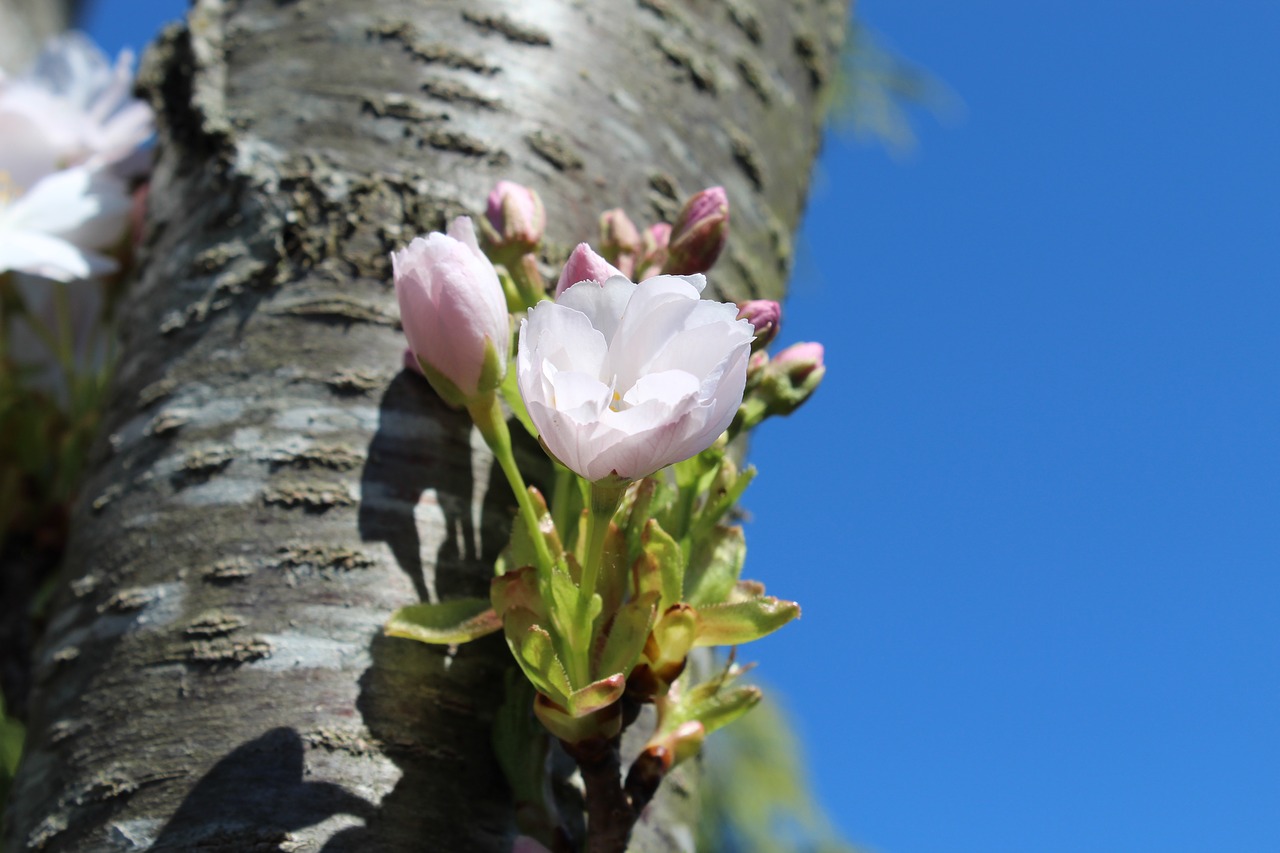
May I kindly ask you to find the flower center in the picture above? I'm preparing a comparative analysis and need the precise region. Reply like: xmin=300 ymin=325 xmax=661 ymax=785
xmin=0 ymin=171 xmax=15 ymax=207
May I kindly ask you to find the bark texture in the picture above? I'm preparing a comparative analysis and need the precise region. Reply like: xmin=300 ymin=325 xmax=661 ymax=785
xmin=5 ymin=0 xmax=845 ymax=850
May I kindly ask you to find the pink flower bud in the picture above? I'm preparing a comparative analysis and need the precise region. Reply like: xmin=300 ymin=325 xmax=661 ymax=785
xmin=553 ymin=242 xmax=623 ymax=297
xmin=485 ymin=180 xmax=545 ymax=250
xmin=736 ymin=299 xmax=781 ymax=351
xmin=773 ymin=341 xmax=825 ymax=380
xmin=664 ymin=186 xmax=728 ymax=275
xmin=636 ymin=222 xmax=671 ymax=279
xmin=393 ymin=216 xmax=509 ymax=403
xmin=599 ymin=208 xmax=641 ymax=277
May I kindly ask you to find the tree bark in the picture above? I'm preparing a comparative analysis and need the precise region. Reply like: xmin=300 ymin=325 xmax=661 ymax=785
xmin=4 ymin=0 xmax=845 ymax=850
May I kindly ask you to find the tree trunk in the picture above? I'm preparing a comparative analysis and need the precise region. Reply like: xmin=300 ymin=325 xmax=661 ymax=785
xmin=0 ymin=0 xmax=81 ymax=71
xmin=4 ymin=0 xmax=845 ymax=850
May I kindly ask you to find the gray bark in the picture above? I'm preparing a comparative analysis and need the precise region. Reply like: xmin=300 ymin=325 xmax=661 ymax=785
xmin=0 ymin=0 xmax=80 ymax=71
xmin=4 ymin=0 xmax=845 ymax=850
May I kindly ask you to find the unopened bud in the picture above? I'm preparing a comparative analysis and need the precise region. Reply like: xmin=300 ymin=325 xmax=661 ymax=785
xmin=736 ymin=299 xmax=781 ymax=351
xmin=485 ymin=180 xmax=545 ymax=251
xmin=554 ymin=242 xmax=624 ymax=297
xmin=664 ymin=186 xmax=728 ymax=275
xmin=636 ymin=222 xmax=671 ymax=279
xmin=599 ymin=208 xmax=641 ymax=277
xmin=762 ymin=342 xmax=825 ymax=416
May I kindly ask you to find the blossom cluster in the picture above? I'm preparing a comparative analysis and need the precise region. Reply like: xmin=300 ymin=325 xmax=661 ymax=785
xmin=0 ymin=32 xmax=152 ymax=282
xmin=388 ymin=180 xmax=825 ymax=850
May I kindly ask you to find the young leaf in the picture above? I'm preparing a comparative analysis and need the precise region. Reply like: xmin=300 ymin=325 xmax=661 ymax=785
xmin=693 ymin=597 xmax=800 ymax=647
xmin=678 ymin=683 xmax=762 ymax=735
xmin=685 ymin=524 xmax=746 ymax=607
xmin=385 ymin=598 xmax=501 ymax=645
xmin=491 ymin=565 xmax=544 ymax=618
xmin=565 ymin=672 xmax=627 ymax=717
xmin=594 ymin=591 xmax=659 ymax=680
xmin=503 ymin=606 xmax=572 ymax=705
xmin=532 ymin=694 xmax=621 ymax=744
xmin=642 ymin=518 xmax=684 ymax=610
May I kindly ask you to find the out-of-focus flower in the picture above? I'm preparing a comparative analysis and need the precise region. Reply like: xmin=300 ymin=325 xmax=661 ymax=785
xmin=0 ymin=32 xmax=153 ymax=187
xmin=0 ymin=165 xmax=130 ymax=281
xmin=393 ymin=217 xmax=509 ymax=404
xmin=518 ymin=273 xmax=754 ymax=482
xmin=553 ymin=242 xmax=623 ymax=298
xmin=664 ymin=186 xmax=728 ymax=275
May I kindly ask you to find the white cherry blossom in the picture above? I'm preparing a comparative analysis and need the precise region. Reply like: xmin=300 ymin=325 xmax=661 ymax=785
xmin=0 ymin=165 xmax=130 ymax=281
xmin=518 ymin=273 xmax=754 ymax=482
xmin=0 ymin=31 xmax=153 ymax=187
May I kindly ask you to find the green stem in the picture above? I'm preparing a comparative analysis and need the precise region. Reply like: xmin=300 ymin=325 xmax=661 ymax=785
xmin=468 ymin=392 xmax=554 ymax=575
xmin=576 ymin=480 xmax=627 ymax=625
xmin=551 ymin=463 xmax=578 ymax=548
xmin=509 ymin=252 xmax=547 ymax=309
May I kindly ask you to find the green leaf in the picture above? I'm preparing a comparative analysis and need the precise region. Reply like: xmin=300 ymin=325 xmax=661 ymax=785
xmin=532 ymin=693 xmax=621 ymax=744
xmin=692 ymin=463 xmax=757 ymax=539
xmin=678 ymin=683 xmax=762 ymax=735
xmin=594 ymin=591 xmax=659 ymax=680
xmin=545 ymin=563 xmax=595 ymax=648
xmin=693 ymin=597 xmax=800 ymax=647
xmin=642 ymin=519 xmax=684 ymax=610
xmin=595 ymin=522 xmax=630 ymax=621
xmin=385 ymin=598 xmax=501 ymax=645
xmin=647 ymin=603 xmax=700 ymax=680
xmin=685 ymin=525 xmax=746 ymax=607
xmin=490 ymin=565 xmax=544 ymax=618
xmin=495 ymin=487 xmax=562 ymax=577
xmin=503 ymin=606 xmax=572 ymax=705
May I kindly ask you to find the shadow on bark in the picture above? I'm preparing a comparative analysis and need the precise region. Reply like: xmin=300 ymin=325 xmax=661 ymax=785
xmin=149 ymin=727 xmax=375 ymax=851
xmin=357 ymin=369 xmax=481 ymax=602
xmin=322 ymin=633 xmax=513 ymax=852
xmin=334 ymin=369 xmax=529 ymax=849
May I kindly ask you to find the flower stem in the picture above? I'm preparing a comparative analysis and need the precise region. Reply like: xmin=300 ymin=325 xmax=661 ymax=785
xmin=468 ymin=392 xmax=554 ymax=575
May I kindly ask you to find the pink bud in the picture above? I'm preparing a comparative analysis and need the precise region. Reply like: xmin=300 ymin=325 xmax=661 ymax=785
xmin=392 ymin=216 xmax=509 ymax=401
xmin=599 ymin=208 xmax=641 ymax=277
xmin=554 ymin=242 xmax=624 ymax=297
xmin=772 ymin=342 xmax=825 ymax=380
xmin=636 ymin=222 xmax=671 ymax=280
xmin=664 ymin=186 xmax=729 ymax=275
xmin=736 ymin=299 xmax=781 ymax=350
xmin=485 ymin=180 xmax=545 ymax=250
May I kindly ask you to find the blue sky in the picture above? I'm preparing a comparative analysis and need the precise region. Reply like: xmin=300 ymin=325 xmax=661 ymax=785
xmin=83 ymin=1 xmax=1280 ymax=851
